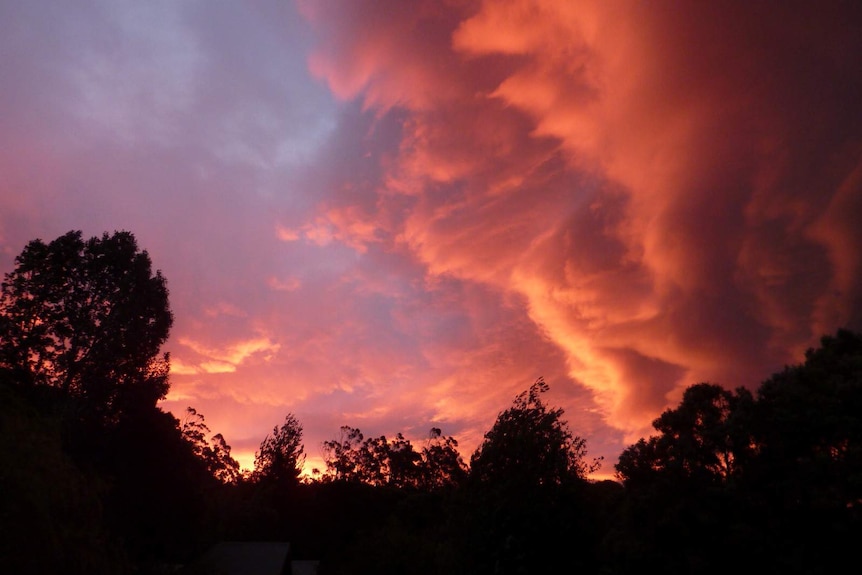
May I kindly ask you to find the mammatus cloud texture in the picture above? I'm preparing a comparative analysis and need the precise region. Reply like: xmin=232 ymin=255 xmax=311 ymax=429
xmin=1 ymin=0 xmax=860 ymax=476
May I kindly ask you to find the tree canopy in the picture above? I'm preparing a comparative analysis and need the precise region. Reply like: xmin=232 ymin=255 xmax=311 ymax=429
xmin=0 ymin=230 xmax=173 ymax=420
xmin=320 ymin=425 xmax=467 ymax=490
xmin=253 ymin=413 xmax=306 ymax=486
xmin=615 ymin=382 xmax=756 ymax=488
xmin=611 ymin=329 xmax=862 ymax=574
xmin=470 ymin=377 xmax=600 ymax=489
xmin=4 ymin=229 xmax=862 ymax=575
xmin=0 ymin=230 xmax=236 ymax=573
xmin=181 ymin=407 xmax=241 ymax=485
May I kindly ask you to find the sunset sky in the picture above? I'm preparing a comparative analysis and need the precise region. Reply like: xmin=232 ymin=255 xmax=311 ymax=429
xmin=2 ymin=0 xmax=860 ymax=478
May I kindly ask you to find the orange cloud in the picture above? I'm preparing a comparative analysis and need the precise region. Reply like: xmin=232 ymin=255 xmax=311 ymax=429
xmin=175 ymin=335 xmax=281 ymax=375
xmin=299 ymin=0 xmax=862 ymax=447
xmin=276 ymin=225 xmax=301 ymax=242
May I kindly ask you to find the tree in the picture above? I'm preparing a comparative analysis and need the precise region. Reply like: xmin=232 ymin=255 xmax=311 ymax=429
xmin=321 ymin=425 xmax=365 ymax=483
xmin=181 ymin=407 xmax=241 ymax=484
xmin=608 ymin=331 xmax=862 ymax=574
xmin=747 ymin=329 xmax=862 ymax=572
xmin=754 ymin=329 xmax=862 ymax=505
xmin=321 ymin=425 xmax=467 ymax=490
xmin=610 ymin=383 xmax=760 ymax=574
xmin=374 ymin=433 xmax=419 ymax=489
xmin=321 ymin=427 xmax=400 ymax=487
xmin=106 ymin=405 xmax=219 ymax=567
xmin=470 ymin=377 xmax=600 ymax=488
xmin=464 ymin=378 xmax=603 ymax=574
xmin=0 ymin=230 xmax=173 ymax=420
xmin=416 ymin=427 xmax=468 ymax=491
xmin=253 ymin=414 xmax=306 ymax=486
xmin=615 ymin=382 xmax=756 ymax=488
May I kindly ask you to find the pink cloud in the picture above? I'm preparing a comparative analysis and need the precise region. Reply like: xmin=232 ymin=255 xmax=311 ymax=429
xmin=299 ymin=0 xmax=862 ymax=447
xmin=1 ymin=0 xmax=859 ymax=479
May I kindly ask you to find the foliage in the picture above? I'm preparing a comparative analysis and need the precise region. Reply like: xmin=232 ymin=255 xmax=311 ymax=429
xmin=105 ymin=406 xmax=223 ymax=568
xmin=745 ymin=329 xmax=862 ymax=571
xmin=469 ymin=377 xmax=600 ymax=489
xmin=3 ymin=229 xmax=861 ymax=574
xmin=0 ymin=231 xmax=230 ymax=573
xmin=754 ymin=329 xmax=862 ymax=505
xmin=181 ymin=407 xmax=242 ymax=484
xmin=321 ymin=425 xmax=467 ymax=490
xmin=609 ymin=329 xmax=862 ymax=574
xmin=253 ymin=413 xmax=306 ymax=486
xmin=320 ymin=425 xmax=365 ymax=482
xmin=417 ymin=427 xmax=469 ymax=490
xmin=615 ymin=383 xmax=756 ymax=487
xmin=611 ymin=383 xmax=760 ymax=573
xmin=459 ymin=378 xmax=603 ymax=574
xmin=0 ymin=230 xmax=173 ymax=421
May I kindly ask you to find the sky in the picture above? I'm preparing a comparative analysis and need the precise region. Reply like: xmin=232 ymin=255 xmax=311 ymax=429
xmin=1 ymin=0 xmax=861 ymax=479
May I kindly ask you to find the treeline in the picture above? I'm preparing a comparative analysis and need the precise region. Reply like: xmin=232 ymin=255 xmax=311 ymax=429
xmin=2 ymin=231 xmax=861 ymax=574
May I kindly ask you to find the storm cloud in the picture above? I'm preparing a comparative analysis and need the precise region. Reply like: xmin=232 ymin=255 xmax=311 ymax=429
xmin=2 ymin=0 xmax=860 ymax=475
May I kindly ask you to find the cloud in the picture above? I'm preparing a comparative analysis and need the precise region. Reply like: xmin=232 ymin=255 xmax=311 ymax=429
xmin=1 ymin=0 xmax=859 ymax=477
xmin=276 ymin=225 xmax=302 ymax=242
xmin=300 ymin=0 xmax=862 ymax=445
xmin=178 ymin=336 xmax=281 ymax=368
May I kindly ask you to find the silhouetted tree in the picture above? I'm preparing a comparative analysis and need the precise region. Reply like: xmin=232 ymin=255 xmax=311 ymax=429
xmin=106 ymin=406 xmax=218 ymax=569
xmin=322 ymin=428 xmax=470 ymax=573
xmin=314 ymin=425 xmax=467 ymax=574
xmin=321 ymin=426 xmax=467 ymax=490
xmin=322 ymin=427 xmax=412 ymax=487
xmin=321 ymin=425 xmax=365 ymax=483
xmin=463 ymin=378 xmax=602 ymax=574
xmin=382 ymin=433 xmax=420 ymax=488
xmin=608 ymin=330 xmax=862 ymax=575
xmin=355 ymin=434 xmax=390 ymax=486
xmin=181 ymin=407 xmax=241 ymax=484
xmin=615 ymin=382 xmax=756 ymax=488
xmin=754 ymin=329 xmax=862 ymax=507
xmin=0 ymin=231 xmax=239 ymax=572
xmin=253 ymin=413 xmax=306 ymax=487
xmin=611 ymin=383 xmax=758 ymax=574
xmin=416 ymin=427 xmax=468 ymax=491
xmin=747 ymin=328 xmax=862 ymax=573
xmin=470 ymin=377 xmax=600 ymax=488
xmin=0 ymin=230 xmax=172 ymax=422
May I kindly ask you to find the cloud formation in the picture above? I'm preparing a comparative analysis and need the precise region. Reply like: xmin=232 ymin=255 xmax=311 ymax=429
xmin=299 ymin=0 xmax=862 ymax=441
xmin=1 ymin=0 xmax=860 ymax=476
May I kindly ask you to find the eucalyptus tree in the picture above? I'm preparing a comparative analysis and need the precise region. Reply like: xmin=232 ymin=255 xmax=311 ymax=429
xmin=254 ymin=413 xmax=306 ymax=486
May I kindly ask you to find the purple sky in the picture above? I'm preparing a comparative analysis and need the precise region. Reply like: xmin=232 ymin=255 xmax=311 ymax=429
xmin=2 ymin=0 xmax=861 ymax=478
